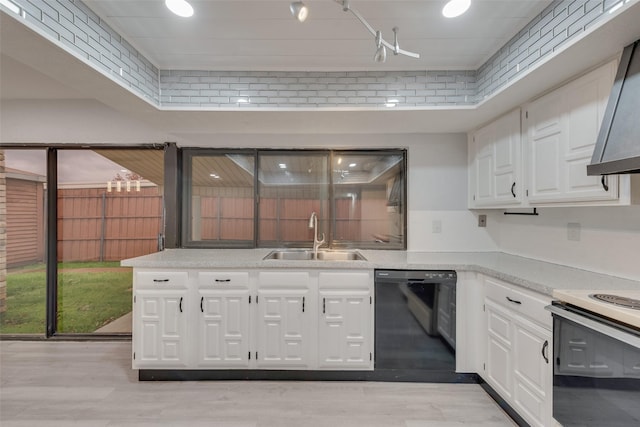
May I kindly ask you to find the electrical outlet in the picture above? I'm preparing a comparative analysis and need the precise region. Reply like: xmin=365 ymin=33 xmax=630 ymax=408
xmin=567 ymin=222 xmax=581 ymax=241
xmin=478 ymin=215 xmax=487 ymax=227
xmin=432 ymin=219 xmax=442 ymax=234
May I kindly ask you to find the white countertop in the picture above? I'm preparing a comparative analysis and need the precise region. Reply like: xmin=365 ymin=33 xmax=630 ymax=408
xmin=121 ymin=249 xmax=640 ymax=297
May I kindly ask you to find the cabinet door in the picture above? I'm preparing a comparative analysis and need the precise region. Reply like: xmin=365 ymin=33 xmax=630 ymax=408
xmin=527 ymin=89 xmax=565 ymax=202
xmin=512 ymin=317 xmax=552 ymax=427
xmin=133 ymin=289 xmax=188 ymax=368
xmin=318 ymin=290 xmax=372 ymax=369
xmin=473 ymin=123 xmax=496 ymax=206
xmin=196 ymin=289 xmax=250 ymax=368
xmin=563 ymin=61 xmax=618 ymax=201
xmin=527 ymin=60 xmax=620 ymax=205
xmin=493 ymin=109 xmax=522 ymax=204
xmin=256 ymin=289 xmax=310 ymax=368
xmin=485 ymin=300 xmax=513 ymax=400
xmin=471 ymin=109 xmax=522 ymax=207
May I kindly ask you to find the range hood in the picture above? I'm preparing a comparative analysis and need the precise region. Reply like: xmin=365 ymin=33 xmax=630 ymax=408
xmin=588 ymin=39 xmax=640 ymax=175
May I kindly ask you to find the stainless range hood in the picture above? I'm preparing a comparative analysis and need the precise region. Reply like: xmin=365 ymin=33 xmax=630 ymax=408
xmin=588 ymin=39 xmax=640 ymax=175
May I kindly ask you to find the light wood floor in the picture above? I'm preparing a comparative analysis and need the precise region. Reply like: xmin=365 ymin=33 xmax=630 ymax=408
xmin=0 ymin=341 xmax=516 ymax=427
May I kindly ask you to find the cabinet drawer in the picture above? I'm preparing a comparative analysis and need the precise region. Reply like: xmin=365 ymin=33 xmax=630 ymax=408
xmin=258 ymin=271 xmax=309 ymax=289
xmin=318 ymin=271 xmax=371 ymax=290
xmin=198 ymin=271 xmax=249 ymax=288
xmin=136 ymin=271 xmax=188 ymax=289
xmin=485 ymin=277 xmax=551 ymax=329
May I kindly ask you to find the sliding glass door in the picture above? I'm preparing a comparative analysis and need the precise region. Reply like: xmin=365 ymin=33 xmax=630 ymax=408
xmin=56 ymin=149 xmax=164 ymax=334
xmin=0 ymin=149 xmax=47 ymax=335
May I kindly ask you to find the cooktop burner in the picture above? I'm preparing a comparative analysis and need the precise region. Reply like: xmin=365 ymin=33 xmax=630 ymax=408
xmin=590 ymin=294 xmax=640 ymax=310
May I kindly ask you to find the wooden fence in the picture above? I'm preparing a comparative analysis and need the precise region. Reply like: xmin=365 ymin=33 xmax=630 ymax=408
xmin=57 ymin=187 xmax=163 ymax=263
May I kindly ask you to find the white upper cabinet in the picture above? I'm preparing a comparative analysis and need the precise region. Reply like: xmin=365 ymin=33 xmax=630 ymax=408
xmin=526 ymin=60 xmax=621 ymax=205
xmin=469 ymin=59 xmax=635 ymax=208
xmin=469 ymin=108 xmax=523 ymax=208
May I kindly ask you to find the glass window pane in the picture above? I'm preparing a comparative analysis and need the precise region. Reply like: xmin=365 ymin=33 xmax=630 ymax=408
xmin=184 ymin=152 xmax=255 ymax=247
xmin=332 ymin=151 xmax=405 ymax=249
xmin=258 ymin=152 xmax=329 ymax=247
xmin=0 ymin=149 xmax=47 ymax=334
xmin=57 ymin=149 xmax=163 ymax=334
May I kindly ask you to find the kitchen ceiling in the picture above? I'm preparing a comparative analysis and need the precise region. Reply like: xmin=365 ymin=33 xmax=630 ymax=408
xmin=2 ymin=0 xmax=640 ymax=137
xmin=83 ymin=0 xmax=552 ymax=71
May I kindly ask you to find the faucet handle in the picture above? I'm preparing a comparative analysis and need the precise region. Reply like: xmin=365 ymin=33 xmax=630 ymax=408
xmin=318 ymin=233 xmax=326 ymax=245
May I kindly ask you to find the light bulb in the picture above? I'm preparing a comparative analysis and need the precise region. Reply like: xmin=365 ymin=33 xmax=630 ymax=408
xmin=442 ymin=0 xmax=471 ymax=18
xmin=165 ymin=0 xmax=194 ymax=18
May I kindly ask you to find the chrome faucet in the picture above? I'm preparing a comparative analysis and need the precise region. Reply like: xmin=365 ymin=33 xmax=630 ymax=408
xmin=308 ymin=211 xmax=325 ymax=258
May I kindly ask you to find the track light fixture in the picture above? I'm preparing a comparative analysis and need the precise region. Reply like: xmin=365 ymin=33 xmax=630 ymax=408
xmin=373 ymin=31 xmax=386 ymax=63
xmin=288 ymin=0 xmax=420 ymax=63
xmin=289 ymin=1 xmax=309 ymax=22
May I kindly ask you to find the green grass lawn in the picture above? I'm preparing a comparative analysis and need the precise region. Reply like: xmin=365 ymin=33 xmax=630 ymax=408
xmin=0 ymin=262 xmax=133 ymax=334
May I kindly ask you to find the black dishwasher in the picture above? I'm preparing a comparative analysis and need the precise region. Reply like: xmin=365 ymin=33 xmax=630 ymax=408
xmin=374 ymin=269 xmax=469 ymax=382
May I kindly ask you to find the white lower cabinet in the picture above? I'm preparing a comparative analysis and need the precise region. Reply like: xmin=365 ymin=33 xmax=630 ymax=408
xmin=512 ymin=317 xmax=551 ymax=427
xmin=197 ymin=288 xmax=250 ymax=368
xmin=256 ymin=288 xmax=311 ymax=368
xmin=482 ymin=276 xmax=552 ymax=427
xmin=196 ymin=271 xmax=251 ymax=368
xmin=485 ymin=300 xmax=513 ymax=400
xmin=133 ymin=289 xmax=189 ymax=368
xmin=256 ymin=271 xmax=312 ymax=369
xmin=132 ymin=268 xmax=373 ymax=372
xmin=133 ymin=271 xmax=189 ymax=369
xmin=318 ymin=271 xmax=373 ymax=370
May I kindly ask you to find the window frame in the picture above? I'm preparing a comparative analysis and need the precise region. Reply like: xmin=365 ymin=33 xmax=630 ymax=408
xmin=181 ymin=148 xmax=407 ymax=250
xmin=181 ymin=148 xmax=258 ymax=248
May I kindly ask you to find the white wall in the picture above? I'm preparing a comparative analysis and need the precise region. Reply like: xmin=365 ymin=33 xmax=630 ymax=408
xmin=0 ymin=99 xmax=170 ymax=144
xmin=0 ymin=99 xmax=498 ymax=253
xmin=173 ymin=132 xmax=499 ymax=252
xmin=487 ymin=205 xmax=640 ymax=281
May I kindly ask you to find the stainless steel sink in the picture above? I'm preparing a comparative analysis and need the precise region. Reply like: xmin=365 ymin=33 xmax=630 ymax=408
xmin=263 ymin=250 xmax=315 ymax=260
xmin=263 ymin=249 xmax=366 ymax=261
xmin=315 ymin=251 xmax=366 ymax=261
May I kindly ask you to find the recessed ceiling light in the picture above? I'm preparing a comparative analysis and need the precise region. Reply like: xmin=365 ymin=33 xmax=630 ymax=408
xmin=349 ymin=163 xmax=357 ymax=168
xmin=442 ymin=0 xmax=471 ymax=18
xmin=165 ymin=0 xmax=194 ymax=18
xmin=279 ymin=163 xmax=287 ymax=169
xmin=209 ymin=173 xmax=220 ymax=179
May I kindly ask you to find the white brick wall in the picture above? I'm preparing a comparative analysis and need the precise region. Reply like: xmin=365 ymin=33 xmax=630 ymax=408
xmin=159 ymin=70 xmax=478 ymax=107
xmin=2 ymin=0 xmax=620 ymax=109
xmin=7 ymin=0 xmax=160 ymax=104
xmin=475 ymin=0 xmax=617 ymax=101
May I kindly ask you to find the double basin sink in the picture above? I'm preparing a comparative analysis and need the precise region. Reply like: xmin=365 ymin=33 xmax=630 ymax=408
xmin=263 ymin=249 xmax=366 ymax=261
